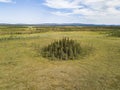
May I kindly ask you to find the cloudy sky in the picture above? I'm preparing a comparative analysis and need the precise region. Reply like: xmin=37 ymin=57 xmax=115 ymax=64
xmin=0 ymin=0 xmax=120 ymax=24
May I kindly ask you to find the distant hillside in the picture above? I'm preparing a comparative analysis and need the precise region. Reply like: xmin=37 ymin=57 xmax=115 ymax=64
xmin=0 ymin=23 xmax=120 ymax=26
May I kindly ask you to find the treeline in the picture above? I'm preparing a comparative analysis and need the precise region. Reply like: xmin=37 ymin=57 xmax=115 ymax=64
xmin=42 ymin=37 xmax=81 ymax=60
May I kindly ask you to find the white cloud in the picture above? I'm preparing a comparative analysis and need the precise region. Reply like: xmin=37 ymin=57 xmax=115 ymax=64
xmin=0 ymin=0 xmax=13 ymax=3
xmin=44 ymin=0 xmax=82 ymax=9
xmin=44 ymin=0 xmax=120 ymax=24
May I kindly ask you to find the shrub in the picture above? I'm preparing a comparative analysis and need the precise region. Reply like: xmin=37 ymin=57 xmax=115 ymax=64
xmin=108 ymin=30 xmax=120 ymax=37
xmin=42 ymin=37 xmax=81 ymax=60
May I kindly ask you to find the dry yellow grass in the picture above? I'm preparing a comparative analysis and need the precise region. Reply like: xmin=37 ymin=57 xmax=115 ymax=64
xmin=0 ymin=31 xmax=120 ymax=90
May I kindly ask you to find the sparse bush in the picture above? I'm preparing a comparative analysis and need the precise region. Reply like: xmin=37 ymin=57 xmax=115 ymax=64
xmin=108 ymin=30 xmax=120 ymax=37
xmin=41 ymin=37 xmax=81 ymax=60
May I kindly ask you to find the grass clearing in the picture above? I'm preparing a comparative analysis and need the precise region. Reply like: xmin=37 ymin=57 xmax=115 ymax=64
xmin=0 ymin=27 xmax=120 ymax=90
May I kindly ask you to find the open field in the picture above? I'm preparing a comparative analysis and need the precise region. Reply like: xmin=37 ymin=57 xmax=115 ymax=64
xmin=0 ymin=26 xmax=120 ymax=90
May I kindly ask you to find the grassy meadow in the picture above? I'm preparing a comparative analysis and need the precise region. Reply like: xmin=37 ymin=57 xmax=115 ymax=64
xmin=0 ymin=26 xmax=120 ymax=90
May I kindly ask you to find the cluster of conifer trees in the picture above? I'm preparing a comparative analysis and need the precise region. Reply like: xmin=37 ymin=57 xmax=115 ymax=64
xmin=42 ymin=37 xmax=81 ymax=60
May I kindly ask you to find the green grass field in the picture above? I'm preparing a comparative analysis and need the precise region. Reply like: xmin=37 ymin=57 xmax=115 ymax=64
xmin=0 ymin=26 xmax=120 ymax=90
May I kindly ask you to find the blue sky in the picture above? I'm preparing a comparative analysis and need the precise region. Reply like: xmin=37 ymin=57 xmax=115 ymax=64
xmin=0 ymin=0 xmax=120 ymax=24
